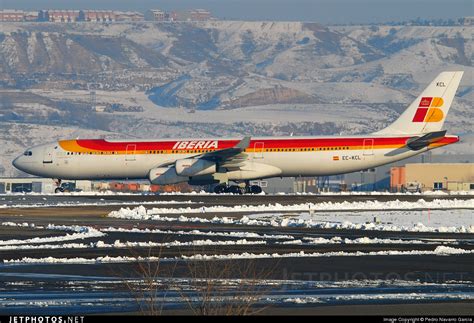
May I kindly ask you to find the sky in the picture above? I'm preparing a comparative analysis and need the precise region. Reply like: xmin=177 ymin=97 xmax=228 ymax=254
xmin=0 ymin=0 xmax=472 ymax=24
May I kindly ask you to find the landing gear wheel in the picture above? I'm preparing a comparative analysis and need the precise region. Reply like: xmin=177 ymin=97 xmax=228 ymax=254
xmin=227 ymin=185 xmax=244 ymax=195
xmin=213 ymin=184 xmax=227 ymax=194
xmin=249 ymin=185 xmax=262 ymax=194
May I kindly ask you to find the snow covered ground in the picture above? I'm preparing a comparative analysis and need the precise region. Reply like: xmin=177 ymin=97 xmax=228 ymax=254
xmin=0 ymin=217 xmax=469 ymax=255
xmin=0 ymin=200 xmax=472 ymax=314
xmin=108 ymin=199 xmax=474 ymax=215
xmin=107 ymin=199 xmax=474 ymax=233
xmin=275 ymin=292 xmax=474 ymax=304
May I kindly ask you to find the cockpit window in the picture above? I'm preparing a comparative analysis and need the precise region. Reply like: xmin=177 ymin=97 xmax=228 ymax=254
xmin=23 ymin=151 xmax=32 ymax=156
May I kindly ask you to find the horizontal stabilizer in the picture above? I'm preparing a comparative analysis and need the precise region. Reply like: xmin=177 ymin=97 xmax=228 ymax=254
xmin=406 ymin=130 xmax=447 ymax=151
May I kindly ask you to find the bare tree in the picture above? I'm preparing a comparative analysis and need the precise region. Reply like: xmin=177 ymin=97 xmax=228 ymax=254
xmin=118 ymin=245 xmax=177 ymax=315
xmin=116 ymin=244 xmax=279 ymax=315
xmin=180 ymin=257 xmax=279 ymax=315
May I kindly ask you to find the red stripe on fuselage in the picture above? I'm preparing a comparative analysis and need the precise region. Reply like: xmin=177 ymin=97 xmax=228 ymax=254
xmin=75 ymin=137 xmax=415 ymax=152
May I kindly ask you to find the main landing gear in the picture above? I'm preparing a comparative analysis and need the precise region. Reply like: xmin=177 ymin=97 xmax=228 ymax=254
xmin=213 ymin=182 xmax=263 ymax=195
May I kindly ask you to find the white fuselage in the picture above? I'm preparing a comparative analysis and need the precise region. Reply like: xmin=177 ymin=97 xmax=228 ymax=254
xmin=12 ymin=134 xmax=457 ymax=183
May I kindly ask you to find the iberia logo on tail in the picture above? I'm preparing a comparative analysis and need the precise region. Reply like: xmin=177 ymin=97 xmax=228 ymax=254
xmin=412 ymin=97 xmax=444 ymax=122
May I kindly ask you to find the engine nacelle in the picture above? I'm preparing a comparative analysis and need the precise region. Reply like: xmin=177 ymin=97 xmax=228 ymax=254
xmin=148 ymin=167 xmax=188 ymax=185
xmin=175 ymin=158 xmax=216 ymax=177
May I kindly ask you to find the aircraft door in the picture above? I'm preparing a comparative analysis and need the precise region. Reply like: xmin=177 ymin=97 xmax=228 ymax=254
xmin=125 ymin=144 xmax=137 ymax=161
xmin=253 ymin=142 xmax=264 ymax=160
xmin=363 ymin=139 xmax=374 ymax=157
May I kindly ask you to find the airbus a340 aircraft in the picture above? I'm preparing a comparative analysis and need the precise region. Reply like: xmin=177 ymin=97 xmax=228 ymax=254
xmin=13 ymin=71 xmax=463 ymax=194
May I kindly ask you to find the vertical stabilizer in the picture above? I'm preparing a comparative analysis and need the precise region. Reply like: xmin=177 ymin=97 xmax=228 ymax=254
xmin=375 ymin=71 xmax=464 ymax=135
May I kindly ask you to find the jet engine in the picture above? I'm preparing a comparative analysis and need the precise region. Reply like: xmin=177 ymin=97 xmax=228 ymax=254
xmin=175 ymin=158 xmax=216 ymax=177
xmin=148 ymin=167 xmax=188 ymax=185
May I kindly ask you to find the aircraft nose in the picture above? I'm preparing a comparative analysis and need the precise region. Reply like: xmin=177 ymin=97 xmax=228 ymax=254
xmin=12 ymin=155 xmax=25 ymax=172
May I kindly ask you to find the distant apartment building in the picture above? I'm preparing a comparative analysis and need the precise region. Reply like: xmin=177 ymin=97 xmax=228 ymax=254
xmin=1 ymin=8 xmax=213 ymax=23
xmin=145 ymin=8 xmax=211 ymax=22
xmin=38 ymin=10 xmax=48 ymax=21
xmin=24 ymin=11 xmax=39 ymax=21
xmin=463 ymin=16 xmax=474 ymax=26
xmin=80 ymin=10 xmax=116 ymax=22
xmin=37 ymin=9 xmax=143 ymax=23
xmin=189 ymin=9 xmax=212 ymax=21
xmin=46 ymin=10 xmax=80 ymax=22
xmin=0 ymin=9 xmax=26 ymax=22
xmin=145 ymin=9 xmax=166 ymax=21
xmin=167 ymin=11 xmax=179 ymax=22
xmin=114 ymin=11 xmax=144 ymax=22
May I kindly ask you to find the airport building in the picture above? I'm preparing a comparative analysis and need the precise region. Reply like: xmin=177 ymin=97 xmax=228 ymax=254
xmin=391 ymin=163 xmax=474 ymax=192
xmin=343 ymin=151 xmax=474 ymax=192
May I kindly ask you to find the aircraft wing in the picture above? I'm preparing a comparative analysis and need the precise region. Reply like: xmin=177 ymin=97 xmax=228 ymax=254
xmin=154 ymin=137 xmax=251 ymax=170
xmin=200 ymin=136 xmax=250 ymax=166
xmin=406 ymin=130 xmax=447 ymax=150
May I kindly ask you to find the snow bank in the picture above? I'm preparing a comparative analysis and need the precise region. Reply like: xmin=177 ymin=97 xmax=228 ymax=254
xmin=0 ymin=200 xmax=197 ymax=209
xmin=107 ymin=201 xmax=474 ymax=233
xmin=287 ymin=236 xmax=430 ymax=245
xmin=277 ymin=292 xmax=474 ymax=304
xmin=180 ymin=246 xmax=474 ymax=260
xmin=108 ymin=199 xmax=474 ymax=219
xmin=0 ymin=239 xmax=266 ymax=251
xmin=0 ymin=223 xmax=105 ymax=246
xmin=4 ymin=246 xmax=473 ymax=264
xmin=102 ymin=226 xmax=294 ymax=240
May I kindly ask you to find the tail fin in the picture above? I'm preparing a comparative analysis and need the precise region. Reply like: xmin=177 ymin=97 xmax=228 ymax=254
xmin=375 ymin=71 xmax=464 ymax=135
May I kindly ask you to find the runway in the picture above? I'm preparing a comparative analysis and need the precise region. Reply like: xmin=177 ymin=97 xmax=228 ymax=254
xmin=0 ymin=193 xmax=473 ymax=315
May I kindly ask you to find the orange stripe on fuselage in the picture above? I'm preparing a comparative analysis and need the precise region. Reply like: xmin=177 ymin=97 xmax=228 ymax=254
xmin=58 ymin=136 xmax=459 ymax=155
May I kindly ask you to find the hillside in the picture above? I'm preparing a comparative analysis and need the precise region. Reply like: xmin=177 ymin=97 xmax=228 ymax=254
xmin=0 ymin=21 xmax=472 ymax=176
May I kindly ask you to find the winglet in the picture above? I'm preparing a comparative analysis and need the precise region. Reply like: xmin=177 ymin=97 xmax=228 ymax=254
xmin=235 ymin=136 xmax=251 ymax=151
